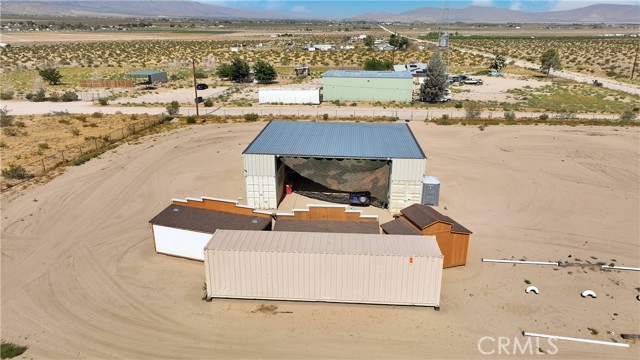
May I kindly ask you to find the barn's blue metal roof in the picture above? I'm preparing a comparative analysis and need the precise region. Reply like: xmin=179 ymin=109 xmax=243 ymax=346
xmin=243 ymin=121 xmax=425 ymax=159
xmin=128 ymin=70 xmax=166 ymax=76
xmin=323 ymin=70 xmax=413 ymax=79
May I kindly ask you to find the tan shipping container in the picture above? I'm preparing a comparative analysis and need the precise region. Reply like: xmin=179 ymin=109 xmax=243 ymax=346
xmin=204 ymin=230 xmax=443 ymax=307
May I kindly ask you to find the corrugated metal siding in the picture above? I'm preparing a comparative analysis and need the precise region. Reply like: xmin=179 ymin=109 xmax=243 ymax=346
xmin=243 ymin=154 xmax=278 ymax=209
xmin=323 ymin=70 xmax=413 ymax=79
xmin=204 ymin=230 xmax=442 ymax=306
xmin=389 ymin=180 xmax=423 ymax=214
xmin=243 ymin=121 xmax=425 ymax=159
xmin=323 ymin=77 xmax=413 ymax=102
xmin=391 ymin=158 xmax=426 ymax=181
xmin=389 ymin=158 xmax=425 ymax=213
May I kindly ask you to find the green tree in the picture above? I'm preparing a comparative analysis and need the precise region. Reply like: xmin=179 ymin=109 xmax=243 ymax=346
xmin=252 ymin=60 xmax=277 ymax=83
xmin=38 ymin=67 xmax=63 ymax=85
xmin=540 ymin=49 xmax=562 ymax=76
xmin=229 ymin=57 xmax=250 ymax=82
xmin=363 ymin=58 xmax=392 ymax=71
xmin=419 ymin=50 xmax=449 ymax=102
xmin=166 ymin=100 xmax=180 ymax=115
xmin=363 ymin=35 xmax=374 ymax=49
xmin=215 ymin=63 xmax=233 ymax=79
xmin=490 ymin=54 xmax=507 ymax=72
xmin=389 ymin=34 xmax=410 ymax=50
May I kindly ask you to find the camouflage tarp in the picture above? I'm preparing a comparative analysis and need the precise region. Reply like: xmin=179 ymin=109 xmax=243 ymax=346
xmin=281 ymin=157 xmax=390 ymax=206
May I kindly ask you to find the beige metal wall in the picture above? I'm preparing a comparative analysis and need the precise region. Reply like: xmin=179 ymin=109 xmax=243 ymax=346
xmin=243 ymin=154 xmax=278 ymax=209
xmin=205 ymin=230 xmax=442 ymax=307
xmin=389 ymin=158 xmax=426 ymax=213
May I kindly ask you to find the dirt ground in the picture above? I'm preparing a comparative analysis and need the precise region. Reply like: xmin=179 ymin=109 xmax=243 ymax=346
xmin=1 ymin=121 xmax=638 ymax=359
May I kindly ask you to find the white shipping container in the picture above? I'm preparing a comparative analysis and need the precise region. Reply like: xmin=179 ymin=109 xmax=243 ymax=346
xmin=389 ymin=158 xmax=426 ymax=213
xmin=205 ymin=230 xmax=443 ymax=307
xmin=258 ymin=88 xmax=321 ymax=105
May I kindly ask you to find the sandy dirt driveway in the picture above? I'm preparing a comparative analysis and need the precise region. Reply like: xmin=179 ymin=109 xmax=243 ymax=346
xmin=1 ymin=122 xmax=639 ymax=359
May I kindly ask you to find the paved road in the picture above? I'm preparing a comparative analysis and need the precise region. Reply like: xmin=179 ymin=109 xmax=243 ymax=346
xmin=379 ymin=25 xmax=640 ymax=96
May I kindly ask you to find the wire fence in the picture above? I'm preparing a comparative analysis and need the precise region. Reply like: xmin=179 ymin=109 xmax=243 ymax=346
xmin=1 ymin=116 xmax=166 ymax=191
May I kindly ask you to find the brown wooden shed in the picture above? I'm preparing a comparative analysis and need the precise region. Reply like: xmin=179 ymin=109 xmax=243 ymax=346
xmin=381 ymin=204 xmax=472 ymax=268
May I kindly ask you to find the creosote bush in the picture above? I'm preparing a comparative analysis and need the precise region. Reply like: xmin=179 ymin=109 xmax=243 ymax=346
xmin=1 ymin=163 xmax=30 ymax=179
xmin=243 ymin=113 xmax=259 ymax=122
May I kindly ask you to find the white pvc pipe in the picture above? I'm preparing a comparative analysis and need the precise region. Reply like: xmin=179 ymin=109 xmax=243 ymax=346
xmin=523 ymin=331 xmax=629 ymax=348
xmin=482 ymin=259 xmax=559 ymax=266
xmin=601 ymin=265 xmax=640 ymax=272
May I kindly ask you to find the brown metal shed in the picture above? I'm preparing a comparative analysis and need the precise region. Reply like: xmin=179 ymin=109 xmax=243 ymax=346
xmin=381 ymin=204 xmax=472 ymax=268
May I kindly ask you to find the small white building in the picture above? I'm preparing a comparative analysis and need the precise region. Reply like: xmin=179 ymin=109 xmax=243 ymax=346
xmin=258 ymin=88 xmax=321 ymax=105
xmin=313 ymin=44 xmax=334 ymax=51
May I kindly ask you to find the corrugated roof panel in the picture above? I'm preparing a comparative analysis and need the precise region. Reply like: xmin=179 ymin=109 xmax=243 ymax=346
xmin=324 ymin=70 xmax=413 ymax=79
xmin=128 ymin=70 xmax=166 ymax=76
xmin=243 ymin=121 xmax=425 ymax=159
xmin=207 ymin=230 xmax=442 ymax=257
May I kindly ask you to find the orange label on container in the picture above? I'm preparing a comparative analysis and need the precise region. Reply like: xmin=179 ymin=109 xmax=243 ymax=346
xmin=409 ymin=257 xmax=414 ymax=264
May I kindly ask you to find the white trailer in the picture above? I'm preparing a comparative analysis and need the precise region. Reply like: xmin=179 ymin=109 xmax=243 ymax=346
xmin=258 ymin=88 xmax=321 ymax=105
xmin=205 ymin=230 xmax=443 ymax=307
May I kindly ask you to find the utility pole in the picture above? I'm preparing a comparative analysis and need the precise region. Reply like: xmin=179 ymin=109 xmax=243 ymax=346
xmin=631 ymin=43 xmax=639 ymax=81
xmin=192 ymin=58 xmax=199 ymax=116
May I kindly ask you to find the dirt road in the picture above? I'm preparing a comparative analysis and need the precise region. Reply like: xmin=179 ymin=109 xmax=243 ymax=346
xmin=2 ymin=122 xmax=638 ymax=358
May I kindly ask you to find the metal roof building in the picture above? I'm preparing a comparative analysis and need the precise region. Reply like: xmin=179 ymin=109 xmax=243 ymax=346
xmin=204 ymin=230 xmax=443 ymax=307
xmin=128 ymin=70 xmax=168 ymax=84
xmin=322 ymin=70 xmax=413 ymax=102
xmin=243 ymin=121 xmax=427 ymax=213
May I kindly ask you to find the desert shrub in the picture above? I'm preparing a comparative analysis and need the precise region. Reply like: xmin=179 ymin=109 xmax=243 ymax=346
xmin=465 ymin=104 xmax=481 ymax=119
xmin=3 ymin=127 xmax=19 ymax=136
xmin=504 ymin=111 xmax=516 ymax=120
xmin=243 ymin=113 xmax=259 ymax=122
xmin=49 ymin=92 xmax=61 ymax=102
xmin=441 ymin=114 xmax=449 ymax=119
xmin=0 ymin=106 xmax=13 ymax=127
xmin=91 ymin=111 xmax=103 ymax=118
xmin=70 ymin=128 xmax=81 ymax=136
xmin=38 ymin=67 xmax=62 ymax=85
xmin=1 ymin=342 xmax=28 ymax=359
xmin=14 ymin=121 xmax=25 ymax=128
xmin=98 ymin=97 xmax=109 ymax=106
xmin=454 ymin=102 xmax=463 ymax=109
xmin=620 ymin=110 xmax=637 ymax=122
xmin=61 ymin=91 xmax=79 ymax=102
xmin=186 ymin=116 xmax=197 ymax=124
xmin=166 ymin=100 xmax=180 ymax=115
xmin=1 ymin=164 xmax=30 ymax=179
xmin=27 ymin=88 xmax=46 ymax=102
xmin=38 ymin=142 xmax=50 ymax=150
xmin=331 ymin=100 xmax=342 ymax=106
xmin=322 ymin=113 xmax=329 ymax=120
xmin=203 ymin=98 xmax=213 ymax=107
xmin=0 ymin=89 xmax=14 ymax=100
xmin=539 ymin=113 xmax=549 ymax=120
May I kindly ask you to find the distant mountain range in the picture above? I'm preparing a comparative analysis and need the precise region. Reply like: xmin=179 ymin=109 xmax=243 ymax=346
xmin=351 ymin=4 xmax=640 ymax=23
xmin=2 ymin=1 xmax=639 ymax=23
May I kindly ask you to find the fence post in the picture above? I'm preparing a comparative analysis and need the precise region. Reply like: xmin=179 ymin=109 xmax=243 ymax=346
xmin=94 ymin=138 xmax=99 ymax=150
xmin=79 ymin=145 xmax=83 ymax=155
xmin=61 ymin=151 xmax=65 ymax=163
xmin=41 ymin=159 xmax=46 ymax=173
xmin=122 ymin=128 xmax=125 ymax=139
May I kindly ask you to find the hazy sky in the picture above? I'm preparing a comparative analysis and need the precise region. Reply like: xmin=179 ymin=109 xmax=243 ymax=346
xmin=205 ymin=1 xmax=638 ymax=17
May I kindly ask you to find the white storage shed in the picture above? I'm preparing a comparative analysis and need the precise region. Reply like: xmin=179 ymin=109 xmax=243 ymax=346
xmin=243 ymin=121 xmax=427 ymax=213
xmin=149 ymin=197 xmax=272 ymax=261
xmin=204 ymin=230 xmax=443 ymax=307
xmin=258 ymin=88 xmax=321 ymax=105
